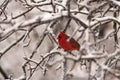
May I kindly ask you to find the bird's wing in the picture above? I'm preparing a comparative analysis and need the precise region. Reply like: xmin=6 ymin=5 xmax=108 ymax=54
xmin=69 ymin=38 xmax=80 ymax=50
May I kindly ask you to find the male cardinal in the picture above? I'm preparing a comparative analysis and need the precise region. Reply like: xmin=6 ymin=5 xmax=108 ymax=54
xmin=58 ymin=32 xmax=80 ymax=51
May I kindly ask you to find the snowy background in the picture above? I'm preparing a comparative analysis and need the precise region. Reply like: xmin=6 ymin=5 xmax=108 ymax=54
xmin=0 ymin=0 xmax=120 ymax=80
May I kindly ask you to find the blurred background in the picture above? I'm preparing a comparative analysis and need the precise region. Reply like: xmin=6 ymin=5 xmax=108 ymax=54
xmin=0 ymin=0 xmax=120 ymax=80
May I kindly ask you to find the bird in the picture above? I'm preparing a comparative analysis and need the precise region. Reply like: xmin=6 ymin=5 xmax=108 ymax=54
xmin=98 ymin=23 xmax=111 ymax=38
xmin=98 ymin=25 xmax=106 ymax=38
xmin=58 ymin=32 xmax=80 ymax=51
xmin=58 ymin=32 xmax=81 ymax=72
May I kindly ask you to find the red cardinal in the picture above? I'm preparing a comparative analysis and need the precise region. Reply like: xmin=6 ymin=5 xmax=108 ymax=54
xmin=58 ymin=32 xmax=80 ymax=51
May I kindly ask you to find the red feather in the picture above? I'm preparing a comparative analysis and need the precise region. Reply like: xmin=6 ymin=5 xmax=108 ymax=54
xmin=58 ymin=32 xmax=80 ymax=51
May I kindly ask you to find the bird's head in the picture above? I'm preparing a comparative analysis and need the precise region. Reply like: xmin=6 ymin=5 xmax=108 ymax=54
xmin=57 ymin=32 xmax=66 ymax=39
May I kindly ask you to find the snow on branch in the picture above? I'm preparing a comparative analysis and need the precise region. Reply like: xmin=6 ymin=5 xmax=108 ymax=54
xmin=0 ymin=0 xmax=120 ymax=80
